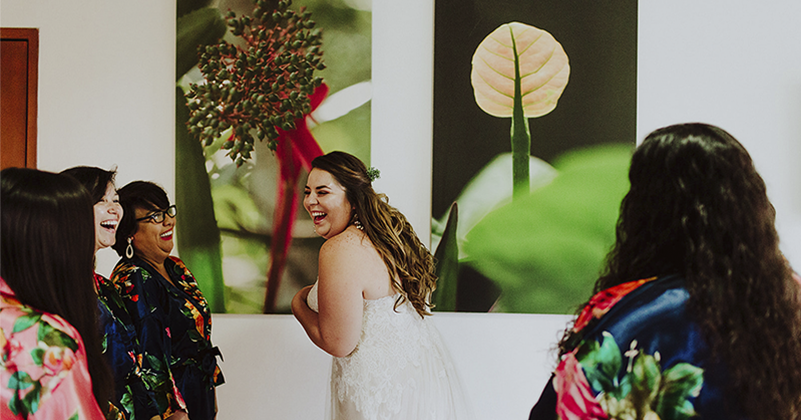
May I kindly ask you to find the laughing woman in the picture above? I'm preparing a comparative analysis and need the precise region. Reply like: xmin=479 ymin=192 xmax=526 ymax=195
xmin=110 ymin=181 xmax=224 ymax=420
xmin=62 ymin=166 xmax=165 ymax=420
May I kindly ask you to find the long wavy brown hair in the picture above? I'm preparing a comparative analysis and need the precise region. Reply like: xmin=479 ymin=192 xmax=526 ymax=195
xmin=311 ymin=151 xmax=437 ymax=318
xmin=560 ymin=123 xmax=801 ymax=418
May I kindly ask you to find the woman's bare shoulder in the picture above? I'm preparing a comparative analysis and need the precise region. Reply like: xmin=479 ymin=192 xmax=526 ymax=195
xmin=318 ymin=227 xmax=388 ymax=290
xmin=320 ymin=226 xmax=374 ymax=257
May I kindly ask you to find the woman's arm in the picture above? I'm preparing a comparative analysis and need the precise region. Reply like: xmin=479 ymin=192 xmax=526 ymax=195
xmin=292 ymin=231 xmax=370 ymax=357
xmin=291 ymin=285 xmax=325 ymax=348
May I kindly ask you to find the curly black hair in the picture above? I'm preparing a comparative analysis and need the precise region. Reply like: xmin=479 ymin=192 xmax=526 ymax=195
xmin=560 ymin=123 xmax=801 ymax=418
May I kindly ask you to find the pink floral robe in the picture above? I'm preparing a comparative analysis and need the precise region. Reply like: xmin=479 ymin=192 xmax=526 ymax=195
xmin=1 ymin=277 xmax=105 ymax=420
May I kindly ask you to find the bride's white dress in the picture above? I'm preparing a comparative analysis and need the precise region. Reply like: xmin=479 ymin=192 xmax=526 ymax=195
xmin=307 ymin=281 xmax=474 ymax=420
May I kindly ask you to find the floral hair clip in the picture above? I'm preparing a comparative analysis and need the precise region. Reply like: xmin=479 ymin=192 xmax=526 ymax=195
xmin=366 ymin=167 xmax=381 ymax=182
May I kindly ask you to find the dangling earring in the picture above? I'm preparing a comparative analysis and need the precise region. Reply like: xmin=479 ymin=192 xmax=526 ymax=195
xmin=125 ymin=237 xmax=135 ymax=259
xmin=352 ymin=213 xmax=364 ymax=231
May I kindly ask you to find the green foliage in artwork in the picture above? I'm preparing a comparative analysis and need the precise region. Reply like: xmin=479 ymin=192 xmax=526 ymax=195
xmin=177 ymin=7 xmax=227 ymax=79
xmin=177 ymin=85 xmax=227 ymax=312
xmin=463 ymin=144 xmax=633 ymax=313
xmin=432 ymin=203 xmax=460 ymax=311
xmin=186 ymin=0 xmax=326 ymax=166
xmin=175 ymin=0 xmax=371 ymax=314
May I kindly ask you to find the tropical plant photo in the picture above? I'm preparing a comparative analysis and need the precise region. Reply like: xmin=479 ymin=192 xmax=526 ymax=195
xmin=431 ymin=0 xmax=638 ymax=314
xmin=175 ymin=0 xmax=371 ymax=314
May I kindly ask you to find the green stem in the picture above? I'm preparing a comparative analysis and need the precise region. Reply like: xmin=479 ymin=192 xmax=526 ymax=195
xmin=510 ymin=26 xmax=531 ymax=200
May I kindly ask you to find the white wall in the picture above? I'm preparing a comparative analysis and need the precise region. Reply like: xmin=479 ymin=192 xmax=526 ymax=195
xmin=3 ymin=1 xmax=801 ymax=419
xmin=370 ymin=0 xmax=434 ymax=245
xmin=636 ymin=1 xmax=801 ymax=267
xmin=1 ymin=0 xmax=177 ymax=276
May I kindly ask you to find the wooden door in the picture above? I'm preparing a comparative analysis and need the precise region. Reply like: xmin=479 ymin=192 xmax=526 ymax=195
xmin=1 ymin=28 xmax=38 ymax=169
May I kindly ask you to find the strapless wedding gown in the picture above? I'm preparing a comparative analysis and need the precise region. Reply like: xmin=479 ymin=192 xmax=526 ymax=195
xmin=307 ymin=281 xmax=474 ymax=420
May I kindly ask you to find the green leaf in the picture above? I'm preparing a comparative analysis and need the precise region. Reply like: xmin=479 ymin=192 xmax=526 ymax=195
xmin=38 ymin=322 xmax=78 ymax=352
xmin=176 ymin=7 xmax=226 ymax=79
xmin=177 ymin=0 xmax=215 ymax=19
xmin=577 ymin=332 xmax=623 ymax=394
xmin=146 ymin=352 xmax=165 ymax=370
xmin=596 ymin=333 xmax=623 ymax=383
xmin=656 ymin=363 xmax=704 ymax=420
xmin=629 ymin=353 xmax=662 ymax=408
xmin=471 ymin=22 xmax=570 ymax=119
xmin=120 ymin=388 xmax=135 ymax=416
xmin=176 ymin=85 xmax=227 ymax=313
xmin=187 ymin=329 xmax=204 ymax=343
xmin=576 ymin=340 xmax=614 ymax=392
xmin=12 ymin=313 xmax=41 ymax=333
xmin=22 ymin=380 xmax=42 ymax=414
xmin=431 ymin=153 xmax=556 ymax=257
xmin=432 ymin=203 xmax=460 ymax=311
xmin=8 ymin=371 xmax=34 ymax=391
xmin=68 ymin=410 xmax=80 ymax=420
xmin=463 ymin=144 xmax=632 ymax=313
xmin=30 ymin=347 xmax=45 ymax=366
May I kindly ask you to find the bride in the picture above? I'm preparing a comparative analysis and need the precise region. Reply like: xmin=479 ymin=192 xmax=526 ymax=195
xmin=292 ymin=151 xmax=473 ymax=420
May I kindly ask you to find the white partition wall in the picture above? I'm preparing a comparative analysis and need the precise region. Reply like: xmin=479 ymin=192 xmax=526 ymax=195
xmin=370 ymin=0 xmax=435 ymax=244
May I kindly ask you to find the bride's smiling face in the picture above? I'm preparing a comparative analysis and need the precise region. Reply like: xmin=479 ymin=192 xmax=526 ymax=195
xmin=304 ymin=168 xmax=353 ymax=240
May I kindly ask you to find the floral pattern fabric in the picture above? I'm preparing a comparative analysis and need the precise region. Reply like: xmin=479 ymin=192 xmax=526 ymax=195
xmin=111 ymin=256 xmax=223 ymax=420
xmin=530 ymin=275 xmax=749 ymax=420
xmin=1 ymin=277 xmax=106 ymax=420
xmin=95 ymin=273 xmax=159 ymax=420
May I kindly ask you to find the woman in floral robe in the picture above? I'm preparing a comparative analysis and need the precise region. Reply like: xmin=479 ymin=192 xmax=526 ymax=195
xmin=63 ymin=166 xmax=168 ymax=420
xmin=1 ymin=168 xmax=113 ymax=419
xmin=530 ymin=123 xmax=801 ymax=420
xmin=110 ymin=181 xmax=223 ymax=420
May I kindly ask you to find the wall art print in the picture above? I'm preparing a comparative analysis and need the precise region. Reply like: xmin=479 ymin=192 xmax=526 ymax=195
xmin=176 ymin=0 xmax=371 ymax=314
xmin=431 ymin=0 xmax=638 ymax=314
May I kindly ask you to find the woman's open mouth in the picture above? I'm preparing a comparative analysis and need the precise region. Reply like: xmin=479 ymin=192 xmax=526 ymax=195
xmin=311 ymin=211 xmax=326 ymax=223
xmin=100 ymin=220 xmax=118 ymax=233
xmin=160 ymin=229 xmax=173 ymax=240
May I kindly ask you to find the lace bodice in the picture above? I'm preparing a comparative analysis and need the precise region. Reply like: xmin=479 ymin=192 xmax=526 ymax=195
xmin=306 ymin=281 xmax=472 ymax=420
xmin=333 ymin=294 xmax=436 ymax=419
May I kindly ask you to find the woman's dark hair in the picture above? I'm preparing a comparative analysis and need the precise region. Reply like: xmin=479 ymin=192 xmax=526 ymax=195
xmin=60 ymin=165 xmax=117 ymax=203
xmin=1 ymin=167 xmax=113 ymax=407
xmin=561 ymin=123 xmax=801 ymax=418
xmin=311 ymin=151 xmax=437 ymax=318
xmin=111 ymin=180 xmax=170 ymax=258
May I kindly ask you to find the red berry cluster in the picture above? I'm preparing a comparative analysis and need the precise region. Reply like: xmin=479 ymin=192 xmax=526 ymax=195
xmin=185 ymin=0 xmax=325 ymax=166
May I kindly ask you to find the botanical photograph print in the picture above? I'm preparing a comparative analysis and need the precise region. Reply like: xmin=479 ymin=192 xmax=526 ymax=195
xmin=431 ymin=0 xmax=638 ymax=314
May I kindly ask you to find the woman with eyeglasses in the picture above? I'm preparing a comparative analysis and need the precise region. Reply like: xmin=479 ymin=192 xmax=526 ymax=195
xmin=110 ymin=181 xmax=224 ymax=420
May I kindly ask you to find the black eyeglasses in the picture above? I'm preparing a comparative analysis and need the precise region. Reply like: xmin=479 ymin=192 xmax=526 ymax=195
xmin=136 ymin=205 xmax=177 ymax=224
